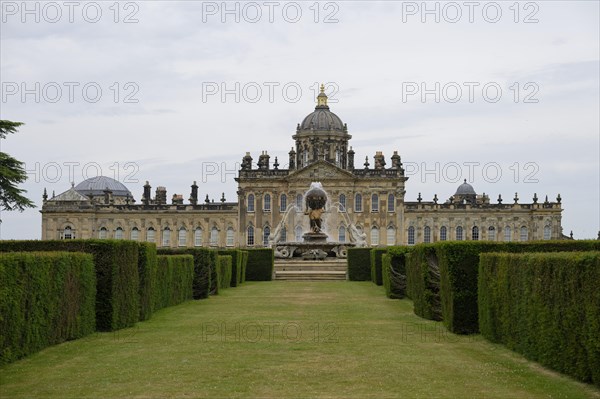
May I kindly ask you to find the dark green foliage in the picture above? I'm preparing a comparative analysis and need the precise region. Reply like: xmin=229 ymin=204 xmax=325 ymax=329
xmin=347 ymin=248 xmax=372 ymax=281
xmin=240 ymin=251 xmax=248 ymax=283
xmin=382 ymin=246 xmax=410 ymax=299
xmin=157 ymin=248 xmax=215 ymax=300
xmin=0 ymin=252 xmax=96 ymax=365
xmin=137 ymin=243 xmax=157 ymax=321
xmin=218 ymin=249 xmax=242 ymax=287
xmin=370 ymin=248 xmax=387 ymax=286
xmin=0 ymin=240 xmax=140 ymax=332
xmin=435 ymin=240 xmax=600 ymax=334
xmin=479 ymin=251 xmax=600 ymax=386
xmin=244 ymin=249 xmax=274 ymax=281
xmin=405 ymin=244 xmax=441 ymax=320
xmin=216 ymin=255 xmax=233 ymax=290
xmin=153 ymin=255 xmax=194 ymax=311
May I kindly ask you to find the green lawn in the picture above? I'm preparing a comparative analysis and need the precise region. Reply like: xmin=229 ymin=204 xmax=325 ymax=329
xmin=1 ymin=282 xmax=598 ymax=398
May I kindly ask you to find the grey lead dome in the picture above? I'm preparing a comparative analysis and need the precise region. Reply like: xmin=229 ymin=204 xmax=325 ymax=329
xmin=455 ymin=179 xmax=476 ymax=195
xmin=75 ymin=176 xmax=132 ymax=197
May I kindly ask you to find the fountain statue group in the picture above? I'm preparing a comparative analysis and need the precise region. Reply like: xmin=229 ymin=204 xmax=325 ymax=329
xmin=270 ymin=182 xmax=367 ymax=260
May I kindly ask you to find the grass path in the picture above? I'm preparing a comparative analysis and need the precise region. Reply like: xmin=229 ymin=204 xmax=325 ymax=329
xmin=1 ymin=282 xmax=598 ymax=398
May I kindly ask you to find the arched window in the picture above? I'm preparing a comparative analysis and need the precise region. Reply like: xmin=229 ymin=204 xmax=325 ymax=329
xmin=115 ymin=227 xmax=123 ymax=240
xmin=387 ymin=194 xmax=395 ymax=212
xmin=210 ymin=227 xmax=218 ymax=246
xmin=424 ymin=226 xmax=431 ymax=243
xmin=472 ymin=226 xmax=479 ymax=241
xmin=280 ymin=194 xmax=287 ymax=212
xmin=247 ymin=194 xmax=255 ymax=212
xmin=99 ymin=227 xmax=108 ymax=239
xmin=335 ymin=148 xmax=341 ymax=167
xmin=131 ymin=227 xmax=139 ymax=241
xmin=520 ymin=226 xmax=528 ymax=241
xmin=339 ymin=194 xmax=346 ymax=211
xmin=295 ymin=226 xmax=303 ymax=242
xmin=162 ymin=227 xmax=171 ymax=247
xmin=371 ymin=194 xmax=379 ymax=212
xmin=147 ymin=227 xmax=155 ymax=243
xmin=355 ymin=193 xmax=362 ymax=212
xmin=488 ymin=226 xmax=496 ymax=241
xmin=339 ymin=226 xmax=346 ymax=242
xmin=371 ymin=227 xmax=379 ymax=246
xmin=178 ymin=227 xmax=187 ymax=247
xmin=456 ymin=226 xmax=464 ymax=241
xmin=387 ymin=226 xmax=395 ymax=245
xmin=296 ymin=194 xmax=303 ymax=210
xmin=247 ymin=226 xmax=254 ymax=246
xmin=263 ymin=226 xmax=270 ymax=246
xmin=194 ymin=228 xmax=203 ymax=247
xmin=281 ymin=226 xmax=287 ymax=242
xmin=63 ymin=226 xmax=74 ymax=240
xmin=440 ymin=226 xmax=447 ymax=241
xmin=407 ymin=226 xmax=415 ymax=245
xmin=504 ymin=226 xmax=512 ymax=242
xmin=264 ymin=194 xmax=271 ymax=212
xmin=226 ymin=227 xmax=234 ymax=247
xmin=543 ymin=225 xmax=551 ymax=240
xmin=302 ymin=149 xmax=308 ymax=167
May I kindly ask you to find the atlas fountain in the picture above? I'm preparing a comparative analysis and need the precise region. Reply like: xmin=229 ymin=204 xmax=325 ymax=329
xmin=270 ymin=182 xmax=366 ymax=260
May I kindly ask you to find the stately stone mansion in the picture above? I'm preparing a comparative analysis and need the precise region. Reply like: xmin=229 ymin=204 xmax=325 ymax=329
xmin=41 ymin=87 xmax=564 ymax=247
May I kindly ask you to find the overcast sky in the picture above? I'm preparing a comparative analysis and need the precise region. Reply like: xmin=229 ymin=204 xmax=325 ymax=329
xmin=1 ymin=0 xmax=598 ymax=239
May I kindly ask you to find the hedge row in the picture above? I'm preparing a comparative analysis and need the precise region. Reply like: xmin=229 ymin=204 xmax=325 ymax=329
xmin=479 ymin=251 xmax=600 ymax=386
xmin=382 ymin=246 xmax=410 ymax=299
xmin=370 ymin=248 xmax=387 ymax=286
xmin=240 ymin=251 xmax=248 ymax=283
xmin=153 ymin=255 xmax=194 ymax=311
xmin=0 ymin=240 xmax=139 ymax=332
xmin=245 ymin=249 xmax=274 ymax=281
xmin=404 ymin=240 xmax=600 ymax=334
xmin=347 ymin=248 xmax=371 ymax=281
xmin=215 ymin=255 xmax=233 ymax=292
xmin=157 ymin=248 xmax=214 ymax=299
xmin=138 ymin=243 xmax=157 ymax=321
xmin=218 ymin=249 xmax=244 ymax=287
xmin=0 ymin=252 xmax=96 ymax=365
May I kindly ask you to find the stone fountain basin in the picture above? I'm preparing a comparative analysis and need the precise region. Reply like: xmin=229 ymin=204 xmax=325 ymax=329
xmin=274 ymin=241 xmax=356 ymax=259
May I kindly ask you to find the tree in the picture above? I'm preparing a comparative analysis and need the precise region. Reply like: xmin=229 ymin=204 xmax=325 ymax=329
xmin=0 ymin=120 xmax=35 ymax=213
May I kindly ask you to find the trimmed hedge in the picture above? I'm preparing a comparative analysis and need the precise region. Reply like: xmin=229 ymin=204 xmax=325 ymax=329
xmin=157 ymin=248 xmax=215 ymax=299
xmin=240 ymin=251 xmax=248 ymax=283
xmin=479 ymin=251 xmax=600 ymax=386
xmin=0 ymin=240 xmax=139 ymax=332
xmin=216 ymin=255 xmax=233 ymax=291
xmin=137 ymin=243 xmax=157 ymax=321
xmin=218 ymin=249 xmax=242 ymax=287
xmin=244 ymin=249 xmax=274 ymax=281
xmin=153 ymin=255 xmax=194 ymax=311
xmin=406 ymin=240 xmax=600 ymax=334
xmin=0 ymin=252 xmax=96 ymax=365
xmin=370 ymin=248 xmax=387 ymax=286
xmin=347 ymin=248 xmax=372 ymax=281
xmin=405 ymin=244 xmax=441 ymax=320
xmin=382 ymin=246 xmax=410 ymax=299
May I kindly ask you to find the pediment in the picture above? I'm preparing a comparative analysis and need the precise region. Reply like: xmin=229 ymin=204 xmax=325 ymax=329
xmin=285 ymin=160 xmax=356 ymax=182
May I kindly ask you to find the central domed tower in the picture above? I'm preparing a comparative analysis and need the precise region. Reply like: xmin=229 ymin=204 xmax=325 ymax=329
xmin=290 ymin=84 xmax=353 ymax=170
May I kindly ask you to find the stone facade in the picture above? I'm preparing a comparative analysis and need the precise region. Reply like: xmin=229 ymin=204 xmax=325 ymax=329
xmin=41 ymin=87 xmax=563 ymax=246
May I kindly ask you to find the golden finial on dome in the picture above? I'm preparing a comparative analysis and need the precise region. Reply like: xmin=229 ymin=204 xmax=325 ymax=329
xmin=317 ymin=83 xmax=328 ymax=107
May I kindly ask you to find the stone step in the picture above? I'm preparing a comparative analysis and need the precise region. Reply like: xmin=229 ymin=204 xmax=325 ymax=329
xmin=275 ymin=264 xmax=347 ymax=271
xmin=275 ymin=270 xmax=347 ymax=281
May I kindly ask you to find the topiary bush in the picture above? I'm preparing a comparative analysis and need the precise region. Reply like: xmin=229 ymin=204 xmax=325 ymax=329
xmin=479 ymin=251 xmax=600 ymax=386
xmin=137 ymin=242 xmax=157 ymax=321
xmin=382 ymin=246 xmax=410 ymax=299
xmin=347 ymin=248 xmax=371 ymax=281
xmin=216 ymin=255 xmax=233 ymax=291
xmin=245 ymin=249 xmax=274 ymax=281
xmin=0 ymin=251 xmax=96 ymax=365
xmin=240 ymin=251 xmax=248 ymax=283
xmin=218 ymin=249 xmax=242 ymax=287
xmin=406 ymin=244 xmax=441 ymax=321
xmin=370 ymin=248 xmax=387 ymax=286
xmin=153 ymin=255 xmax=194 ymax=311
xmin=0 ymin=240 xmax=139 ymax=332
xmin=157 ymin=248 xmax=215 ymax=300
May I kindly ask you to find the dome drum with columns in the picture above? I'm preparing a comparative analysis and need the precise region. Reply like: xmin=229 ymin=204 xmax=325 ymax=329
xmin=41 ymin=84 xmax=565 ymax=246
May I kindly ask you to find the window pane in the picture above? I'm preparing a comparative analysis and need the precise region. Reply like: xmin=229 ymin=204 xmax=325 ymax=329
xmin=440 ymin=226 xmax=447 ymax=241
xmin=99 ymin=227 xmax=107 ymax=239
xmin=424 ymin=226 xmax=431 ymax=243
xmin=504 ymin=227 xmax=511 ymax=242
xmin=147 ymin=228 xmax=155 ymax=243
xmin=247 ymin=226 xmax=254 ymax=246
xmin=131 ymin=228 xmax=139 ymax=241
xmin=280 ymin=194 xmax=287 ymax=212
xmin=339 ymin=194 xmax=346 ymax=210
xmin=472 ymin=226 xmax=479 ymax=241
xmin=408 ymin=226 xmax=415 ymax=245
xmin=371 ymin=194 xmax=379 ymax=212
xmin=115 ymin=227 xmax=123 ymax=240
xmin=247 ymin=194 xmax=255 ymax=212
xmin=355 ymin=194 xmax=362 ymax=212
xmin=194 ymin=228 xmax=203 ymax=246
xmin=456 ymin=226 xmax=463 ymax=241
xmin=386 ymin=227 xmax=395 ymax=245
xmin=264 ymin=194 xmax=271 ymax=211
xmin=520 ymin=227 xmax=528 ymax=241
xmin=488 ymin=226 xmax=496 ymax=241
xmin=263 ymin=226 xmax=270 ymax=246
xmin=387 ymin=194 xmax=395 ymax=212
xmin=226 ymin=228 xmax=234 ymax=247
xmin=371 ymin=227 xmax=379 ymax=246
xmin=210 ymin=227 xmax=218 ymax=246
xmin=339 ymin=226 xmax=346 ymax=242
xmin=543 ymin=225 xmax=551 ymax=240
xmin=179 ymin=228 xmax=187 ymax=247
